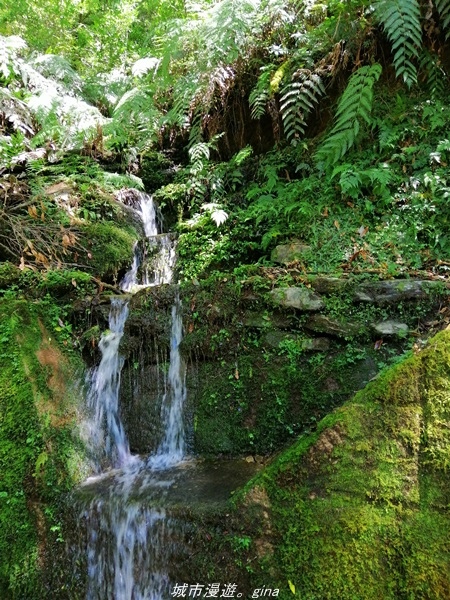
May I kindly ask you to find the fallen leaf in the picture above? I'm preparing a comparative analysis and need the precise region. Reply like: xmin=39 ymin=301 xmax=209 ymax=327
xmin=28 ymin=205 xmax=38 ymax=218
xmin=358 ymin=225 xmax=369 ymax=237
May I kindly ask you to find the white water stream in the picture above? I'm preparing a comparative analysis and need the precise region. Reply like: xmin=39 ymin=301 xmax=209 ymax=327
xmin=86 ymin=297 xmax=131 ymax=468
xmin=79 ymin=190 xmax=187 ymax=599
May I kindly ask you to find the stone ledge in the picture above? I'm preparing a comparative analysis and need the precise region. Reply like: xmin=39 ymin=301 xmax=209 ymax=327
xmin=354 ymin=279 xmax=446 ymax=304
xmin=269 ymin=287 xmax=324 ymax=311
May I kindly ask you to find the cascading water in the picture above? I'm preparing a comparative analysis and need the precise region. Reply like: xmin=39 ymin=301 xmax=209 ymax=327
xmin=120 ymin=191 xmax=176 ymax=292
xmin=86 ymin=298 xmax=131 ymax=468
xmin=148 ymin=294 xmax=186 ymax=470
xmin=77 ymin=189 xmax=188 ymax=599
xmin=80 ymin=473 xmax=182 ymax=600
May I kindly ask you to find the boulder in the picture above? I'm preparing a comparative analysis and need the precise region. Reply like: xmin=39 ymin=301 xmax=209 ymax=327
xmin=354 ymin=279 xmax=445 ymax=304
xmin=269 ymin=287 xmax=324 ymax=311
xmin=372 ymin=320 xmax=409 ymax=337
xmin=262 ymin=330 xmax=330 ymax=351
xmin=308 ymin=276 xmax=350 ymax=294
xmin=271 ymin=242 xmax=311 ymax=265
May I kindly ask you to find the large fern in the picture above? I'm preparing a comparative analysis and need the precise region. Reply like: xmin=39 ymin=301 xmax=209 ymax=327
xmin=280 ymin=71 xmax=325 ymax=145
xmin=375 ymin=0 xmax=422 ymax=88
xmin=435 ymin=0 xmax=450 ymax=36
xmin=315 ymin=64 xmax=382 ymax=168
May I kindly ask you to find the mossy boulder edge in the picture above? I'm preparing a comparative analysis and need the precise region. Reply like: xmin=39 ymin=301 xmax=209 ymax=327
xmin=240 ymin=327 xmax=450 ymax=599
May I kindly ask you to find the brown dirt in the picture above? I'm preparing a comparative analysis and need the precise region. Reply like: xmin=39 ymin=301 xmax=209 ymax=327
xmin=33 ymin=320 xmax=73 ymax=427
xmin=307 ymin=423 xmax=345 ymax=469
xmin=243 ymin=485 xmax=274 ymax=559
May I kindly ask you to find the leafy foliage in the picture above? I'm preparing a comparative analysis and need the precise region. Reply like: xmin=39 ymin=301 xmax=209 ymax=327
xmin=419 ymin=50 xmax=448 ymax=100
xmin=375 ymin=0 xmax=421 ymax=87
xmin=249 ymin=70 xmax=272 ymax=120
xmin=435 ymin=0 xmax=450 ymax=35
xmin=280 ymin=71 xmax=325 ymax=145
xmin=316 ymin=64 xmax=382 ymax=168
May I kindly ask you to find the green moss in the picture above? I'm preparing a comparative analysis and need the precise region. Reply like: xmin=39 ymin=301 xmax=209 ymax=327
xmin=0 ymin=298 xmax=88 ymax=598
xmin=36 ymin=269 xmax=93 ymax=297
xmin=237 ymin=329 xmax=450 ymax=599
xmin=81 ymin=221 xmax=137 ymax=279
xmin=0 ymin=262 xmax=21 ymax=290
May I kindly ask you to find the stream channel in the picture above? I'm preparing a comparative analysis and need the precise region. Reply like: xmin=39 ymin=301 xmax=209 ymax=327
xmin=73 ymin=191 xmax=259 ymax=599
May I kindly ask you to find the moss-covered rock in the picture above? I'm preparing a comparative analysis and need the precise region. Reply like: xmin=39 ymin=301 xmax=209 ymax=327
xmin=81 ymin=221 xmax=138 ymax=280
xmin=237 ymin=328 xmax=450 ymax=599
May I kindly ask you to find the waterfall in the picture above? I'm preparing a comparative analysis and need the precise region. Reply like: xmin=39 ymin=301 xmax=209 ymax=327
xmin=148 ymin=293 xmax=187 ymax=470
xmin=78 ymin=189 xmax=188 ymax=598
xmin=121 ymin=192 xmax=175 ymax=292
xmin=86 ymin=298 xmax=131 ymax=468
xmin=85 ymin=191 xmax=180 ymax=470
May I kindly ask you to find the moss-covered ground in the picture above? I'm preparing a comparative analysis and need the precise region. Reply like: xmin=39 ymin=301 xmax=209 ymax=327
xmin=0 ymin=297 xmax=89 ymax=598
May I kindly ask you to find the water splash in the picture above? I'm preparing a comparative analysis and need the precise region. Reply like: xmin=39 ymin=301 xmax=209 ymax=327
xmin=81 ymin=471 xmax=177 ymax=600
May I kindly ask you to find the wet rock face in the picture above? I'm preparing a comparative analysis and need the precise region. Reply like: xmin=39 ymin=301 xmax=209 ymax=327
xmin=116 ymin=275 xmax=448 ymax=457
xmin=120 ymin=363 xmax=167 ymax=454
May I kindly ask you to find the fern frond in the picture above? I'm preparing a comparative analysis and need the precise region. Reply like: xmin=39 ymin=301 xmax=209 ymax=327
xmin=332 ymin=163 xmax=393 ymax=201
xmin=280 ymin=72 xmax=325 ymax=145
xmin=435 ymin=0 xmax=450 ymax=36
xmin=0 ymin=35 xmax=27 ymax=82
xmin=315 ymin=64 xmax=382 ymax=168
xmin=188 ymin=112 xmax=203 ymax=149
xmin=419 ymin=50 xmax=447 ymax=99
xmin=375 ymin=0 xmax=422 ymax=88
xmin=0 ymin=88 xmax=35 ymax=135
xmin=249 ymin=70 xmax=272 ymax=120
xmin=189 ymin=142 xmax=210 ymax=165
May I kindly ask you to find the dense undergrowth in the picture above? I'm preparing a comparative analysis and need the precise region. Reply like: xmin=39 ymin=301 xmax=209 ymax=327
xmin=0 ymin=1 xmax=450 ymax=283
